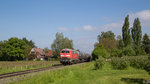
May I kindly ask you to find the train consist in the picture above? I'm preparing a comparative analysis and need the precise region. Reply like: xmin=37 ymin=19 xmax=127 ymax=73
xmin=59 ymin=49 xmax=92 ymax=65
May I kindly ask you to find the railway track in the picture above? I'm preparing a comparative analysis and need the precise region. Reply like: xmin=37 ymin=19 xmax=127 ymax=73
xmin=0 ymin=64 xmax=64 ymax=79
xmin=0 ymin=63 xmax=86 ymax=79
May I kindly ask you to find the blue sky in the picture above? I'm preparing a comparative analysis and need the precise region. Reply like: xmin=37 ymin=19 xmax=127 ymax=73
xmin=0 ymin=0 xmax=150 ymax=53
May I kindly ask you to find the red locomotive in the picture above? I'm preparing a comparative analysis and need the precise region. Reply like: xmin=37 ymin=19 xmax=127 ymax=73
xmin=60 ymin=49 xmax=92 ymax=65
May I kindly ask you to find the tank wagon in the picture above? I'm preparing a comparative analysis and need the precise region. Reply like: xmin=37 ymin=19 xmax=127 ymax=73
xmin=60 ymin=49 xmax=92 ymax=65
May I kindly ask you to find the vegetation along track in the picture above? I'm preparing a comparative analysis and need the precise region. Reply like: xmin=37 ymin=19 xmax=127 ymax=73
xmin=0 ymin=62 xmax=86 ymax=79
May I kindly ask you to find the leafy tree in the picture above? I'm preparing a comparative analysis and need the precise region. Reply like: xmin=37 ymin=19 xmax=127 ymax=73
xmin=24 ymin=44 xmax=32 ymax=60
xmin=97 ymin=31 xmax=115 ymax=40
xmin=122 ymin=15 xmax=132 ymax=47
xmin=43 ymin=47 xmax=49 ymax=53
xmin=22 ymin=37 xmax=36 ymax=48
xmin=92 ymin=44 xmax=108 ymax=60
xmin=99 ymin=38 xmax=118 ymax=52
xmin=3 ymin=37 xmax=26 ymax=61
xmin=26 ymin=53 xmax=36 ymax=60
xmin=22 ymin=37 xmax=37 ymax=59
xmin=0 ymin=41 xmax=7 ymax=60
xmin=117 ymin=35 xmax=124 ymax=49
xmin=22 ymin=37 xmax=36 ymax=59
xmin=97 ymin=31 xmax=118 ymax=52
xmin=94 ymin=42 xmax=98 ymax=48
xmin=110 ymin=48 xmax=123 ymax=57
xmin=131 ymin=18 xmax=142 ymax=55
xmin=122 ymin=45 xmax=136 ymax=56
xmin=51 ymin=32 xmax=73 ymax=58
xmin=142 ymin=33 xmax=150 ymax=54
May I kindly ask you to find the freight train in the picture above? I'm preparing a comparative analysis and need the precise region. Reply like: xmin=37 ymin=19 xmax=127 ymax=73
xmin=59 ymin=49 xmax=92 ymax=65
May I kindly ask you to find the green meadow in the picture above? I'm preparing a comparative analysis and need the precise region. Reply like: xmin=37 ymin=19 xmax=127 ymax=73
xmin=0 ymin=61 xmax=59 ymax=74
xmin=10 ymin=62 xmax=150 ymax=84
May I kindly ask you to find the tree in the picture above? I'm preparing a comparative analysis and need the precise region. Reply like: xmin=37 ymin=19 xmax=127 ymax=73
xmin=22 ymin=37 xmax=36 ymax=48
xmin=131 ymin=18 xmax=142 ymax=55
xmin=26 ymin=53 xmax=36 ymax=60
xmin=142 ymin=33 xmax=150 ymax=54
xmin=43 ymin=47 xmax=49 ymax=53
xmin=92 ymin=44 xmax=108 ymax=60
xmin=0 ymin=41 xmax=7 ymax=60
xmin=122 ymin=15 xmax=132 ymax=47
xmin=97 ymin=31 xmax=118 ymax=52
xmin=24 ymin=44 xmax=32 ymax=60
xmin=51 ymin=32 xmax=73 ymax=58
xmin=117 ymin=35 xmax=124 ymax=49
xmin=97 ymin=31 xmax=115 ymax=41
xmin=99 ymin=38 xmax=118 ymax=52
xmin=3 ymin=37 xmax=26 ymax=61
xmin=22 ymin=37 xmax=36 ymax=59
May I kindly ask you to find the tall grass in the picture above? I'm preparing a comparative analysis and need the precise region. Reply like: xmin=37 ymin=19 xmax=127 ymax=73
xmin=10 ymin=62 xmax=150 ymax=84
xmin=0 ymin=61 xmax=59 ymax=74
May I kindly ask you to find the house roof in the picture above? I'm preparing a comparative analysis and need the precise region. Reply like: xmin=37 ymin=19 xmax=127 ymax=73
xmin=45 ymin=50 xmax=53 ymax=57
xmin=32 ymin=48 xmax=45 ymax=55
xmin=31 ymin=48 xmax=53 ymax=57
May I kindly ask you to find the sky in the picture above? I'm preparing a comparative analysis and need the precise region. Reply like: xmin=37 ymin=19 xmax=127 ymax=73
xmin=0 ymin=0 xmax=150 ymax=53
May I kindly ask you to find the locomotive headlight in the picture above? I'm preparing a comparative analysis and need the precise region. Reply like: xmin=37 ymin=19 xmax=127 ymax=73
xmin=66 ymin=55 xmax=70 ymax=56
xmin=61 ymin=55 xmax=64 ymax=56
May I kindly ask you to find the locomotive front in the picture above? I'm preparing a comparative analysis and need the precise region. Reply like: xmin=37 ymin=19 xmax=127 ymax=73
xmin=60 ymin=49 xmax=79 ymax=65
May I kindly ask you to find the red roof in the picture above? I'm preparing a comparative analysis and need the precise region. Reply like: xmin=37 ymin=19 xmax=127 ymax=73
xmin=32 ymin=48 xmax=45 ymax=55
xmin=45 ymin=50 xmax=53 ymax=57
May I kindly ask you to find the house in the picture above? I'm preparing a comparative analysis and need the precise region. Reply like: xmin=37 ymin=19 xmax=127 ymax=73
xmin=30 ymin=48 xmax=54 ymax=60
xmin=44 ymin=50 xmax=54 ymax=60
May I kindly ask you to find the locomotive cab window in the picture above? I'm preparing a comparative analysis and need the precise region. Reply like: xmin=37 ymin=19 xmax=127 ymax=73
xmin=61 ymin=51 xmax=65 ymax=53
xmin=66 ymin=51 xmax=70 ymax=53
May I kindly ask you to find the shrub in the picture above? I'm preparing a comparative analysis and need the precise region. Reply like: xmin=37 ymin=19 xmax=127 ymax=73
xmin=145 ymin=45 xmax=150 ymax=54
xmin=144 ymin=61 xmax=150 ymax=74
xmin=126 ymin=56 xmax=148 ymax=69
xmin=110 ymin=48 xmax=123 ymax=57
xmin=110 ymin=57 xmax=129 ymax=70
xmin=122 ymin=45 xmax=136 ymax=56
xmin=92 ymin=44 xmax=108 ymax=60
xmin=94 ymin=57 xmax=105 ymax=70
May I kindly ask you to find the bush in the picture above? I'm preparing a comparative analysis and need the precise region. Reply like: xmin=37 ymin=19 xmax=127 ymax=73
xmin=126 ymin=56 xmax=148 ymax=69
xmin=145 ymin=45 xmax=150 ymax=54
xmin=110 ymin=57 xmax=129 ymax=70
xmin=144 ymin=61 xmax=150 ymax=74
xmin=92 ymin=44 xmax=108 ymax=60
xmin=94 ymin=57 xmax=105 ymax=70
xmin=110 ymin=48 xmax=123 ymax=57
xmin=122 ymin=45 xmax=136 ymax=56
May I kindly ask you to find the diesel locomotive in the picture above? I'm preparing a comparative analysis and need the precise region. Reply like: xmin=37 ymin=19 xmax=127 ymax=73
xmin=59 ymin=49 xmax=92 ymax=65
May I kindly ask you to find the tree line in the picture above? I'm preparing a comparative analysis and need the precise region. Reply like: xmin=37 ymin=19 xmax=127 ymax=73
xmin=0 ymin=32 xmax=74 ymax=61
xmin=92 ymin=15 xmax=150 ymax=59
xmin=1 ymin=15 xmax=149 ymax=61
xmin=0 ymin=37 xmax=36 ymax=61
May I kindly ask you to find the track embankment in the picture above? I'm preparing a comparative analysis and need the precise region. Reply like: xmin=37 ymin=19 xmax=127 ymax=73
xmin=0 ymin=62 xmax=86 ymax=79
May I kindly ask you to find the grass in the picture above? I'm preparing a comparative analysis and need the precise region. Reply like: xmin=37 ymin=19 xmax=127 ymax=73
xmin=0 ymin=61 xmax=60 ymax=74
xmin=9 ymin=62 xmax=150 ymax=84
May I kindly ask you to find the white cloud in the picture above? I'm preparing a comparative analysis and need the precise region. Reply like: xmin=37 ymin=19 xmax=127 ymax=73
xmin=57 ymin=27 xmax=68 ymax=32
xmin=101 ymin=22 xmax=123 ymax=31
xmin=83 ymin=25 xmax=95 ymax=31
xmin=99 ymin=10 xmax=150 ymax=35
xmin=57 ymin=25 xmax=95 ymax=32
xmin=129 ymin=10 xmax=150 ymax=27
xmin=136 ymin=10 xmax=150 ymax=20
xmin=56 ymin=10 xmax=150 ymax=54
